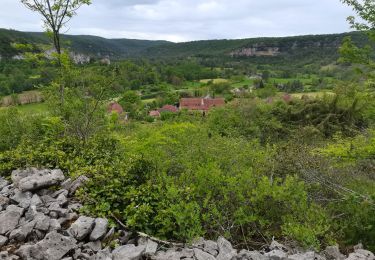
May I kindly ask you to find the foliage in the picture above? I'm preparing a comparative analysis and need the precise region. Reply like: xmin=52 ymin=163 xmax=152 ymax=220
xmin=75 ymin=123 xmax=331 ymax=248
xmin=119 ymin=91 xmax=142 ymax=117
xmin=208 ymin=95 xmax=365 ymax=144
xmin=0 ymin=108 xmax=26 ymax=151
xmin=341 ymin=0 xmax=375 ymax=31
xmin=318 ymin=131 xmax=375 ymax=165
xmin=340 ymin=0 xmax=375 ymax=90
xmin=330 ymin=195 xmax=375 ymax=251
xmin=21 ymin=0 xmax=92 ymax=55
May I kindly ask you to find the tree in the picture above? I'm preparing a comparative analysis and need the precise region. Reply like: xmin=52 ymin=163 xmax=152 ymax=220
xmin=262 ymin=70 xmax=270 ymax=82
xmin=21 ymin=0 xmax=91 ymax=56
xmin=341 ymin=0 xmax=375 ymax=31
xmin=21 ymin=0 xmax=91 ymax=104
xmin=45 ymin=66 xmax=111 ymax=142
xmin=119 ymin=91 xmax=142 ymax=118
xmin=340 ymin=0 xmax=375 ymax=87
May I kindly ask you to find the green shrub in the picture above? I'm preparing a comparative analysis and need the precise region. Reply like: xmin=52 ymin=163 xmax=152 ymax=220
xmin=77 ymin=123 xmax=331 ymax=247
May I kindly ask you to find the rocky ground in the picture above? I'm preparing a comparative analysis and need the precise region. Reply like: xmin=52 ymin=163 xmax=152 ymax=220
xmin=0 ymin=168 xmax=374 ymax=260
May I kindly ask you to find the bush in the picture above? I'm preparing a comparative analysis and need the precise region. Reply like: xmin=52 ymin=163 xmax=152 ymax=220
xmin=76 ymin=123 xmax=331 ymax=248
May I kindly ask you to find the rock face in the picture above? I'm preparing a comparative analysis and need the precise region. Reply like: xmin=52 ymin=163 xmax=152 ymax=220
xmin=0 ymin=168 xmax=374 ymax=260
xmin=230 ymin=46 xmax=280 ymax=57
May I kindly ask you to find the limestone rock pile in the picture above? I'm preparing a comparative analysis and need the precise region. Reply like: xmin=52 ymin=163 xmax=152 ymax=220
xmin=0 ymin=168 xmax=374 ymax=260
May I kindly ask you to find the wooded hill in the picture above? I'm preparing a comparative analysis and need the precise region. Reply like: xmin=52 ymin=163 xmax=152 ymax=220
xmin=0 ymin=28 xmax=169 ymax=59
xmin=0 ymin=28 xmax=369 ymax=62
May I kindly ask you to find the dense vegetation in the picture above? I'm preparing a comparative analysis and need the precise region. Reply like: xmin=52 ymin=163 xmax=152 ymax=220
xmin=0 ymin=61 xmax=374 ymax=251
xmin=0 ymin=0 xmax=374 ymax=253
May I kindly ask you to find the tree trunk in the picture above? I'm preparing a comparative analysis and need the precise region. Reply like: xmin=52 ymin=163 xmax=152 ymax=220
xmin=53 ymin=30 xmax=64 ymax=105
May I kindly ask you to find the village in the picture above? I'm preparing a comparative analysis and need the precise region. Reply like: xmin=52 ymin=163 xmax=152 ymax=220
xmin=108 ymin=96 xmax=226 ymax=120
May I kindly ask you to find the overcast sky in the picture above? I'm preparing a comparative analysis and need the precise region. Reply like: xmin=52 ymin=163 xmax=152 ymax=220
xmin=1 ymin=0 xmax=354 ymax=42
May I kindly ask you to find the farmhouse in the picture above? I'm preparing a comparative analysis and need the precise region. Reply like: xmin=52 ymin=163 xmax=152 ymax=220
xmin=107 ymin=102 xmax=123 ymax=114
xmin=149 ymin=110 xmax=161 ymax=117
xmin=179 ymin=97 xmax=225 ymax=111
xmin=159 ymin=104 xmax=179 ymax=113
xmin=107 ymin=102 xmax=128 ymax=120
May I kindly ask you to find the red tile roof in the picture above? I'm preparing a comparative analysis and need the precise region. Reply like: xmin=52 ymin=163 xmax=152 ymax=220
xmin=107 ymin=102 xmax=124 ymax=114
xmin=159 ymin=105 xmax=178 ymax=113
xmin=282 ymin=93 xmax=292 ymax=102
xmin=149 ymin=110 xmax=161 ymax=117
xmin=180 ymin=98 xmax=225 ymax=111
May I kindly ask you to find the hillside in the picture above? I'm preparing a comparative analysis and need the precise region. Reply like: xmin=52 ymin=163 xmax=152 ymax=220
xmin=0 ymin=29 xmax=169 ymax=59
xmin=0 ymin=28 xmax=369 ymax=62
xmin=142 ymin=32 xmax=368 ymax=58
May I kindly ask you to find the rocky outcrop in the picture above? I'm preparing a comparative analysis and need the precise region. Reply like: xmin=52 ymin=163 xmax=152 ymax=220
xmin=70 ymin=52 xmax=91 ymax=65
xmin=44 ymin=49 xmax=91 ymax=64
xmin=230 ymin=47 xmax=280 ymax=57
xmin=0 ymin=169 xmax=374 ymax=260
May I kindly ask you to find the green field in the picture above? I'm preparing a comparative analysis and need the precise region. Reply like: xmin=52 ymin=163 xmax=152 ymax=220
xmin=291 ymin=91 xmax=335 ymax=99
xmin=200 ymin=78 xmax=229 ymax=84
xmin=231 ymin=78 xmax=254 ymax=88
xmin=0 ymin=102 xmax=48 ymax=115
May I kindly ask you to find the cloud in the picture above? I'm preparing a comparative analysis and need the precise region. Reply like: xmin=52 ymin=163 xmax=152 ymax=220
xmin=0 ymin=0 xmax=354 ymax=42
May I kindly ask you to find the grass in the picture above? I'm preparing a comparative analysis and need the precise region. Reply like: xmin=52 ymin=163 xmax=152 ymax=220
xmin=142 ymin=98 xmax=156 ymax=104
xmin=269 ymin=78 xmax=313 ymax=84
xmin=200 ymin=78 xmax=229 ymax=84
xmin=291 ymin=91 xmax=335 ymax=99
xmin=231 ymin=79 xmax=254 ymax=88
xmin=1 ymin=90 xmax=42 ymax=106
xmin=0 ymin=102 xmax=49 ymax=115
xmin=182 ymin=81 xmax=202 ymax=88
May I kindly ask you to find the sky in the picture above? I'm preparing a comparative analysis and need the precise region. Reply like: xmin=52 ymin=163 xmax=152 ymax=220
xmin=0 ymin=0 xmax=355 ymax=42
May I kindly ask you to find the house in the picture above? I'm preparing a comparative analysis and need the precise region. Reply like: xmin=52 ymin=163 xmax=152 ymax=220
xmin=179 ymin=98 xmax=225 ymax=111
xmin=159 ymin=105 xmax=179 ymax=113
xmin=107 ymin=102 xmax=124 ymax=114
xmin=107 ymin=102 xmax=128 ymax=120
xmin=282 ymin=93 xmax=292 ymax=103
xmin=149 ymin=110 xmax=161 ymax=117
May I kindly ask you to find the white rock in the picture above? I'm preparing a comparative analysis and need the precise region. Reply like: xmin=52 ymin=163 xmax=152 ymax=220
xmin=0 ymin=205 xmax=24 ymax=235
xmin=12 ymin=168 xmax=65 ymax=192
xmin=112 ymin=244 xmax=145 ymax=260
xmin=216 ymin=236 xmax=237 ymax=260
xmin=9 ymin=220 xmax=36 ymax=242
xmin=0 ymin=235 xmax=8 ymax=246
xmin=144 ymin=239 xmax=158 ymax=255
xmin=10 ymin=190 xmax=33 ymax=208
xmin=90 ymin=218 xmax=109 ymax=241
xmin=69 ymin=216 xmax=95 ymax=240
xmin=264 ymin=249 xmax=287 ymax=259
xmin=324 ymin=245 xmax=346 ymax=260
xmin=16 ymin=231 xmax=77 ymax=260
xmin=194 ymin=248 xmax=216 ymax=260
